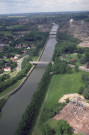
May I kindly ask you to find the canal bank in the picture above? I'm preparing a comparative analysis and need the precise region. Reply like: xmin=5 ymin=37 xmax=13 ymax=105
xmin=0 ymin=24 xmax=58 ymax=135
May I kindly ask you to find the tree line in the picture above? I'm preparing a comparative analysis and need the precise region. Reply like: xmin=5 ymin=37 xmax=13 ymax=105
xmin=15 ymin=63 xmax=52 ymax=135
xmin=78 ymin=74 xmax=89 ymax=99
xmin=42 ymin=119 xmax=72 ymax=135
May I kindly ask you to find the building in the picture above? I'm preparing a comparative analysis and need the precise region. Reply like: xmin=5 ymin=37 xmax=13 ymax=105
xmin=3 ymin=67 xmax=11 ymax=72
xmin=0 ymin=44 xmax=5 ymax=51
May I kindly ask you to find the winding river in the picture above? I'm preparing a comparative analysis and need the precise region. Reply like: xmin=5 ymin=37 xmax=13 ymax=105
xmin=0 ymin=24 xmax=58 ymax=135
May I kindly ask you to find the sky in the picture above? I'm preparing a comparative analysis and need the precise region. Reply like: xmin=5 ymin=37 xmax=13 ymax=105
xmin=0 ymin=0 xmax=89 ymax=14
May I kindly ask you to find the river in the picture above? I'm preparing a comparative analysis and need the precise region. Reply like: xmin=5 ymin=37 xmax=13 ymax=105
xmin=0 ymin=24 xmax=58 ymax=135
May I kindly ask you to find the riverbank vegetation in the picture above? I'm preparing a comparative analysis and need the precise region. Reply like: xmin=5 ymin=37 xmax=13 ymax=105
xmin=15 ymin=63 xmax=52 ymax=135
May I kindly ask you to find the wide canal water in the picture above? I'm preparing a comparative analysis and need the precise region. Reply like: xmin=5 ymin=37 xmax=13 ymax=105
xmin=0 ymin=24 xmax=58 ymax=135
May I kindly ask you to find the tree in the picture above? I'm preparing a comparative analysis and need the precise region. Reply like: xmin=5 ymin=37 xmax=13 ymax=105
xmin=80 ymin=56 xmax=86 ymax=64
xmin=75 ymin=65 xmax=79 ymax=72
xmin=78 ymin=87 xmax=84 ymax=94
xmin=85 ymin=51 xmax=89 ymax=62
xmin=10 ymin=61 xmax=17 ymax=71
xmin=42 ymin=124 xmax=52 ymax=135
xmin=66 ymin=66 xmax=72 ymax=74
xmin=52 ymin=61 xmax=67 ymax=74
xmin=0 ymin=69 xmax=4 ymax=74
xmin=82 ymin=74 xmax=89 ymax=82
xmin=77 ymin=54 xmax=81 ymax=59
xmin=55 ymin=120 xmax=72 ymax=135
xmin=83 ymin=89 xmax=89 ymax=99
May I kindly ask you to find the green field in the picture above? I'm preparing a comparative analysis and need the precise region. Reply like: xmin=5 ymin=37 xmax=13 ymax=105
xmin=34 ymin=70 xmax=86 ymax=135
xmin=10 ymin=25 xmax=24 ymax=29
xmin=0 ymin=31 xmax=12 ymax=36
xmin=0 ymin=78 xmax=24 ymax=98
xmin=44 ymin=71 xmax=85 ymax=107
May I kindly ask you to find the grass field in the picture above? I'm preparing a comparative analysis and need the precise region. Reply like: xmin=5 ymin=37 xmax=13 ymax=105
xmin=0 ymin=78 xmax=23 ymax=98
xmin=32 ymin=49 xmax=43 ymax=61
xmin=44 ymin=71 xmax=85 ymax=107
xmin=34 ymin=70 xmax=86 ymax=135
xmin=10 ymin=25 xmax=24 ymax=29
xmin=0 ymin=31 xmax=12 ymax=36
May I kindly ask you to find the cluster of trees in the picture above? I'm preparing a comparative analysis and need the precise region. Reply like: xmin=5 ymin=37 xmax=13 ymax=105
xmin=53 ymin=32 xmax=89 ymax=69
xmin=0 ymin=60 xmax=5 ymax=68
xmin=0 ymin=74 xmax=10 ymax=83
xmin=76 ymin=49 xmax=89 ymax=65
xmin=0 ymin=58 xmax=31 ymax=92
xmin=52 ymin=60 xmax=72 ymax=74
xmin=15 ymin=63 xmax=52 ymax=135
xmin=0 ymin=98 xmax=7 ymax=111
xmin=10 ymin=31 xmax=48 ymax=47
xmin=78 ymin=74 xmax=89 ymax=99
xmin=0 ymin=69 xmax=4 ymax=74
xmin=7 ymin=31 xmax=48 ymax=58
xmin=57 ymin=32 xmax=80 ymax=43
xmin=0 ymin=33 xmax=13 ymax=44
xmin=53 ymin=32 xmax=80 ymax=62
xmin=0 ymin=59 xmax=17 ymax=71
xmin=41 ymin=120 xmax=72 ymax=135
xmin=1 ymin=46 xmax=23 ymax=58
xmin=10 ymin=61 xmax=17 ymax=70
xmin=40 ymin=102 xmax=66 ymax=125
xmin=28 ymin=32 xmax=48 ymax=57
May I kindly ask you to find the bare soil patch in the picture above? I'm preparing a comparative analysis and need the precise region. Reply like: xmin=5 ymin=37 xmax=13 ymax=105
xmin=78 ymin=41 xmax=89 ymax=47
xmin=54 ymin=93 xmax=89 ymax=134
xmin=54 ymin=102 xmax=89 ymax=135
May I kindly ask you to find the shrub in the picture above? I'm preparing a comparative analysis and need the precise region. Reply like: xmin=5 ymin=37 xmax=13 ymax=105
xmin=55 ymin=119 xmax=72 ymax=135
xmin=78 ymin=87 xmax=85 ymax=94
xmin=83 ymin=89 xmax=89 ymax=99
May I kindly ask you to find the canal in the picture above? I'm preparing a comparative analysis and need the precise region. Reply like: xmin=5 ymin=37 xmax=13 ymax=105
xmin=0 ymin=24 xmax=58 ymax=135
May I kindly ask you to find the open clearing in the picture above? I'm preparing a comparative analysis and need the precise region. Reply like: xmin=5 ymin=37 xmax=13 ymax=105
xmin=44 ymin=71 xmax=85 ymax=108
xmin=54 ymin=102 xmax=89 ymax=135
xmin=78 ymin=41 xmax=89 ymax=47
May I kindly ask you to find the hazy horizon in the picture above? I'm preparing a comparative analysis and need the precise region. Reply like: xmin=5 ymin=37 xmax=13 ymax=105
xmin=0 ymin=0 xmax=89 ymax=14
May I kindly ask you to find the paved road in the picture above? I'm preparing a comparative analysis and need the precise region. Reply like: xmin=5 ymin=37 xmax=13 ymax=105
xmin=16 ymin=57 xmax=24 ymax=72
xmin=68 ymin=64 xmax=89 ymax=72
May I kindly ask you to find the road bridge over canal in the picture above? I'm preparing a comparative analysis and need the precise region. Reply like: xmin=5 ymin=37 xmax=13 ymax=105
xmin=30 ymin=61 xmax=54 ymax=65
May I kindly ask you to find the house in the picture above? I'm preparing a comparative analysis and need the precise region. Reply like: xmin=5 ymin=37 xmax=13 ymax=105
xmin=30 ymin=44 xmax=35 ymax=48
xmin=15 ymin=44 xmax=22 ymax=49
xmin=15 ymin=43 xmax=28 ymax=49
xmin=22 ymin=43 xmax=28 ymax=47
xmin=10 ymin=57 xmax=16 ymax=62
xmin=27 ymin=47 xmax=31 ymax=50
xmin=14 ymin=56 xmax=18 ymax=60
xmin=3 ymin=67 xmax=11 ymax=72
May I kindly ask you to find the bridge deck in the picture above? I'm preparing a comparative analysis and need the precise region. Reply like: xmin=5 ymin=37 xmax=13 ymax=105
xmin=30 ymin=61 xmax=54 ymax=65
